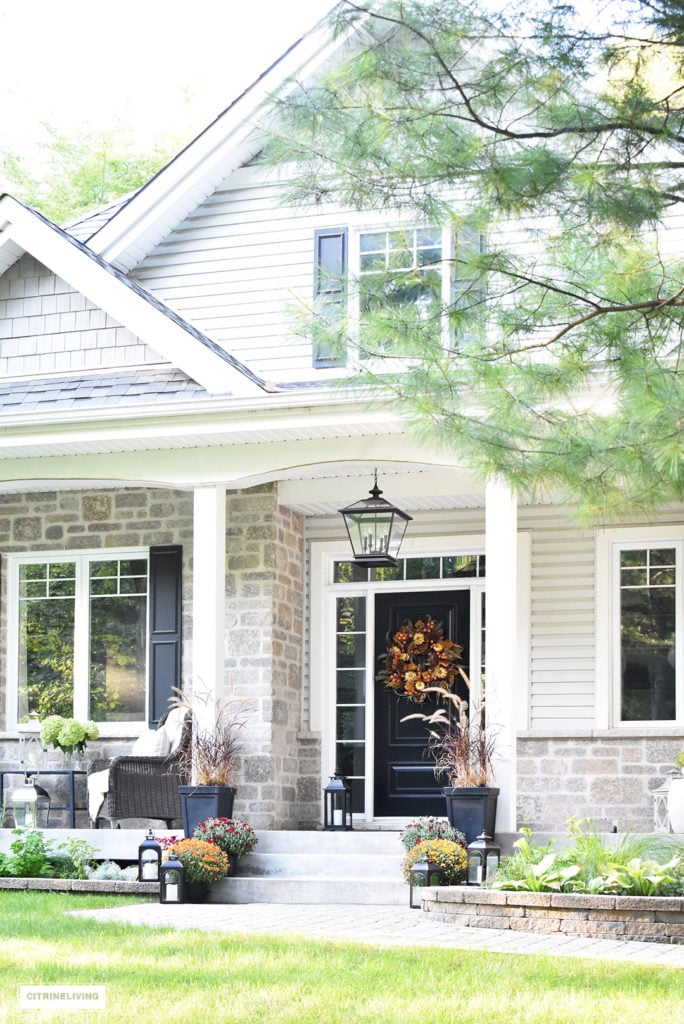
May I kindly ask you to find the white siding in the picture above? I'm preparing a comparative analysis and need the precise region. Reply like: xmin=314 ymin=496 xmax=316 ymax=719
xmin=522 ymin=506 xmax=596 ymax=729
xmin=132 ymin=170 xmax=334 ymax=382
xmin=0 ymin=255 xmax=164 ymax=377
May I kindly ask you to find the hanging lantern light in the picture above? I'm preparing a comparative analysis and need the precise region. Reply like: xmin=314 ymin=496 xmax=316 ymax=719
xmin=159 ymin=850 xmax=185 ymax=904
xmin=138 ymin=829 xmax=162 ymax=882
xmin=323 ymin=773 xmax=353 ymax=831
xmin=408 ymin=852 xmax=447 ymax=909
xmin=11 ymin=778 xmax=51 ymax=828
xmin=338 ymin=471 xmax=412 ymax=568
xmin=466 ymin=832 xmax=501 ymax=886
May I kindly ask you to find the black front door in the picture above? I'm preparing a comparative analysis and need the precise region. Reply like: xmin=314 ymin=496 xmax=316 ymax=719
xmin=373 ymin=591 xmax=470 ymax=817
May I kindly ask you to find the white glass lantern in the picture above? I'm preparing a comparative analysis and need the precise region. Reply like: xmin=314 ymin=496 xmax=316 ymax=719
xmin=11 ymin=779 xmax=50 ymax=828
xmin=653 ymin=769 xmax=680 ymax=833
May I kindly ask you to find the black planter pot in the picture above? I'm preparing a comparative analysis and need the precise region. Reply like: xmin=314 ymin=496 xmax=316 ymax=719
xmin=179 ymin=785 xmax=236 ymax=837
xmin=442 ymin=786 xmax=499 ymax=845
xmin=183 ymin=882 xmax=210 ymax=903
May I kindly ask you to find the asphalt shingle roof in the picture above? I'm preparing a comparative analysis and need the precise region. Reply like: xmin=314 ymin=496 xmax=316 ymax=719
xmin=0 ymin=367 xmax=222 ymax=413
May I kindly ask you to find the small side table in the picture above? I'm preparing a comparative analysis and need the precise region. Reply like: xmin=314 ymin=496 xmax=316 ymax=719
xmin=0 ymin=768 xmax=87 ymax=828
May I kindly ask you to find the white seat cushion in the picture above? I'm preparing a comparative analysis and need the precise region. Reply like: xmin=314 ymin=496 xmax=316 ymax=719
xmin=87 ymin=769 xmax=110 ymax=821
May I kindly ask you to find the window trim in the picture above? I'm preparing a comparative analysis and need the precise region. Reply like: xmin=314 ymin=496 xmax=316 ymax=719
xmin=596 ymin=526 xmax=684 ymax=729
xmin=7 ymin=547 xmax=150 ymax=736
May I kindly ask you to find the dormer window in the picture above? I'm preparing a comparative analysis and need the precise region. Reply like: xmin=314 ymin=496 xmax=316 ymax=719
xmin=312 ymin=224 xmax=453 ymax=368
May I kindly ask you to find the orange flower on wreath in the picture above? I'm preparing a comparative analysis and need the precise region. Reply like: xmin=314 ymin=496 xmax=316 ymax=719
xmin=376 ymin=616 xmax=464 ymax=703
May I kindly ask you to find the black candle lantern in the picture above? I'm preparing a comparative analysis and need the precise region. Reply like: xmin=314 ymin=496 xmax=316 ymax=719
xmin=323 ymin=773 xmax=352 ymax=831
xmin=408 ymin=852 xmax=447 ymax=909
xmin=138 ymin=829 xmax=162 ymax=882
xmin=159 ymin=850 xmax=185 ymax=904
xmin=338 ymin=472 xmax=412 ymax=568
xmin=466 ymin=832 xmax=501 ymax=886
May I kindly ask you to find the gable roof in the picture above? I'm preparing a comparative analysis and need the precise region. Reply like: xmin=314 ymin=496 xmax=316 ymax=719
xmin=84 ymin=6 xmax=342 ymax=272
xmin=0 ymin=194 xmax=266 ymax=397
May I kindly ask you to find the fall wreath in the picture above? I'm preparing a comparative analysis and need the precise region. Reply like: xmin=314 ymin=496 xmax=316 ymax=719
xmin=376 ymin=616 xmax=465 ymax=703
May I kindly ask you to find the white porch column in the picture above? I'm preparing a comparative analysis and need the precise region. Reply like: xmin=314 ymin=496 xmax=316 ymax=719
xmin=192 ymin=485 xmax=227 ymax=708
xmin=485 ymin=478 xmax=518 ymax=834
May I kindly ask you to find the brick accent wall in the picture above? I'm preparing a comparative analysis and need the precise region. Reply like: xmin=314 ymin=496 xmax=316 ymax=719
xmin=517 ymin=733 xmax=684 ymax=833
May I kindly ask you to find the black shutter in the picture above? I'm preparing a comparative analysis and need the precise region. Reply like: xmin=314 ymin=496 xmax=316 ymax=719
xmin=148 ymin=545 xmax=182 ymax=728
xmin=313 ymin=227 xmax=348 ymax=367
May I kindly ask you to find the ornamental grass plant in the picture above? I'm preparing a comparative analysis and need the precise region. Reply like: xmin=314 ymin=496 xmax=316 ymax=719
xmin=170 ymin=687 xmax=249 ymax=786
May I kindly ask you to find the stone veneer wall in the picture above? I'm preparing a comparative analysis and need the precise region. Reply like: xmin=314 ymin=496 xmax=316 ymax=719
xmin=0 ymin=486 xmax=194 ymax=825
xmin=0 ymin=484 xmax=321 ymax=830
xmin=224 ymin=485 xmax=319 ymax=830
xmin=421 ymin=887 xmax=684 ymax=944
xmin=516 ymin=733 xmax=684 ymax=834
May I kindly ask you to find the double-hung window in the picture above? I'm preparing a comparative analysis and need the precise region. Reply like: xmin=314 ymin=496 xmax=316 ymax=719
xmin=312 ymin=224 xmax=451 ymax=367
xmin=600 ymin=530 xmax=684 ymax=725
xmin=358 ymin=226 xmax=445 ymax=337
xmin=8 ymin=545 xmax=182 ymax=730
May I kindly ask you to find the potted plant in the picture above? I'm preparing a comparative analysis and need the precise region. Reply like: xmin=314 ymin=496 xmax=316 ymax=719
xmin=193 ymin=816 xmax=258 ymax=875
xmin=171 ymin=688 xmax=249 ymax=837
xmin=39 ymin=716 xmax=99 ymax=762
xmin=667 ymin=751 xmax=684 ymax=833
xmin=403 ymin=686 xmax=499 ymax=844
xmin=402 ymin=838 xmax=468 ymax=885
xmin=164 ymin=837 xmax=228 ymax=901
xmin=400 ymin=816 xmax=466 ymax=851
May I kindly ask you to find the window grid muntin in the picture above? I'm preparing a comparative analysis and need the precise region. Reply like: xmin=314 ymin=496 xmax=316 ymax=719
xmin=12 ymin=550 xmax=148 ymax=726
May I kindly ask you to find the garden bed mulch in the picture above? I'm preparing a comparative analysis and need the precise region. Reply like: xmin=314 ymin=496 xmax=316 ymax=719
xmin=421 ymin=886 xmax=684 ymax=944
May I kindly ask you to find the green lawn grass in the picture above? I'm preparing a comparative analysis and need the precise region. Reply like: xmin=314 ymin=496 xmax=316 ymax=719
xmin=0 ymin=892 xmax=681 ymax=1024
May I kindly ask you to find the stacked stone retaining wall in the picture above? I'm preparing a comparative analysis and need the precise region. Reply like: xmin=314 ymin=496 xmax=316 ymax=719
xmin=421 ymin=886 xmax=684 ymax=944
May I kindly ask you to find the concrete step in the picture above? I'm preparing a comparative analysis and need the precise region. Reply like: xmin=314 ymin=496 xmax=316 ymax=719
xmin=209 ymin=876 xmax=408 ymax=905
xmin=239 ymin=851 xmax=401 ymax=877
xmin=219 ymin=830 xmax=408 ymax=905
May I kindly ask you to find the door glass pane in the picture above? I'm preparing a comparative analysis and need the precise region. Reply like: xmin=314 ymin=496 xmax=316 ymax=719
xmin=335 ymin=596 xmax=367 ymax=814
xmin=336 ymin=706 xmax=366 ymax=741
xmin=620 ymin=548 xmax=676 ymax=721
xmin=337 ymin=670 xmax=365 ymax=704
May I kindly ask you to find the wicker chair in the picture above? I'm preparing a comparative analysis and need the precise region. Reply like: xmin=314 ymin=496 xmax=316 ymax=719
xmin=88 ymin=711 xmax=191 ymax=828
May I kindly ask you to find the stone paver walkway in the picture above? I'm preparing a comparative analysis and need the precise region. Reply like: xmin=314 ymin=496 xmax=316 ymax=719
xmin=73 ymin=902 xmax=684 ymax=968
